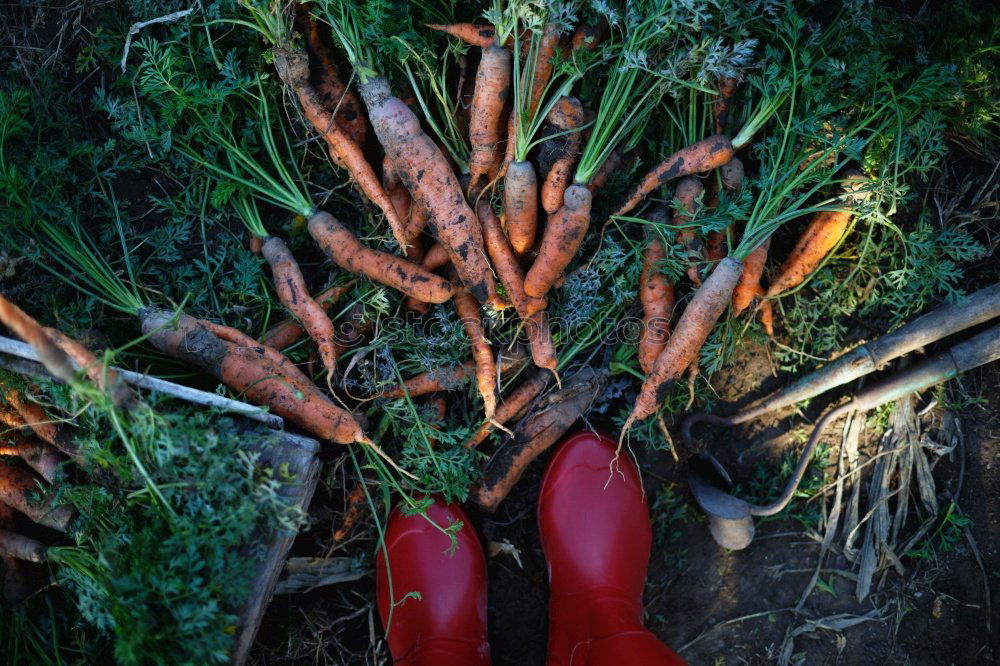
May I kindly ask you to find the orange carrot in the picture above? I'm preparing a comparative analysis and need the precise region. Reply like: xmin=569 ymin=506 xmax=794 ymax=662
xmin=360 ymin=76 xmax=498 ymax=306
xmin=2 ymin=391 xmax=76 ymax=460
xmin=673 ymin=176 xmax=706 ymax=286
xmin=263 ymin=282 xmax=354 ymax=350
xmin=42 ymin=327 xmax=136 ymax=409
xmin=332 ymin=481 xmax=367 ymax=543
xmin=732 ymin=236 xmax=770 ymax=315
xmin=378 ymin=351 xmax=527 ymax=402
xmin=504 ymin=160 xmax=538 ymax=255
xmin=623 ymin=256 xmax=745 ymax=433
xmin=588 ymin=148 xmax=634 ymax=194
xmin=302 ymin=15 xmax=367 ymax=146
xmin=540 ymin=97 xmax=585 ymax=214
xmin=453 ymin=283 xmax=497 ymax=419
xmin=273 ymin=50 xmax=410 ymax=251
xmin=759 ymin=299 xmax=774 ymax=336
xmin=571 ymin=19 xmax=605 ymax=52
xmin=308 ymin=212 xmax=454 ymax=303
xmin=424 ymin=395 xmax=448 ymax=449
xmin=0 ymin=294 xmax=75 ymax=385
xmin=525 ymin=310 xmax=559 ymax=381
xmin=704 ymin=156 xmax=745 ymax=267
xmin=766 ymin=171 xmax=867 ymax=298
xmin=0 ymin=464 xmax=74 ymax=532
xmin=139 ymin=307 xmax=367 ymax=444
xmin=261 ymin=236 xmax=340 ymax=377
xmin=0 ymin=435 xmax=63 ymax=484
xmin=0 ymin=502 xmax=46 ymax=563
xmin=468 ymin=44 xmax=512 ymax=190
xmin=713 ymin=75 xmax=738 ymax=135
xmin=427 ymin=23 xmax=496 ymax=49
xmin=612 ymin=134 xmax=735 ymax=219
xmin=638 ymin=229 xmax=676 ymax=375
xmin=478 ymin=201 xmax=546 ymax=318
xmin=524 ymin=184 xmax=592 ymax=299
xmin=420 ymin=242 xmax=451 ymax=273
xmin=527 ymin=22 xmax=561 ymax=117
xmin=464 ymin=369 xmax=553 ymax=448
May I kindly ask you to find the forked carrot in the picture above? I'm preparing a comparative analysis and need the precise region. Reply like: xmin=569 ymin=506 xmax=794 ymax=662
xmin=524 ymin=184 xmax=592 ymax=299
xmin=308 ymin=212 xmax=454 ymax=303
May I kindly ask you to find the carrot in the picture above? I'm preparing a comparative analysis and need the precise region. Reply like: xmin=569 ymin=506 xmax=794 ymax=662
xmin=611 ymin=134 xmax=735 ymax=219
xmin=759 ymin=299 xmax=774 ymax=337
xmin=383 ymin=155 xmax=411 ymax=228
xmin=2 ymin=391 xmax=77 ymax=460
xmin=302 ymin=15 xmax=367 ymax=146
xmin=673 ymin=176 xmax=706 ymax=286
xmin=704 ymin=156 xmax=745 ymax=266
xmin=571 ymin=19 xmax=605 ymax=51
xmin=470 ymin=367 xmax=607 ymax=512
xmin=359 ymin=76 xmax=498 ymax=306
xmin=272 ymin=50 xmax=410 ymax=252
xmin=766 ymin=170 xmax=867 ymax=298
xmin=638 ymin=230 xmax=676 ymax=375
xmin=308 ymin=212 xmax=454 ymax=304
xmin=587 ymin=148 xmax=634 ymax=194
xmin=453 ymin=280 xmax=497 ymax=419
xmin=260 ymin=236 xmax=341 ymax=377
xmin=139 ymin=307 xmax=367 ymax=445
xmin=424 ymin=395 xmax=448 ymax=449
xmin=477 ymin=201 xmax=546 ymax=318
xmin=540 ymin=97 xmax=585 ymax=214
xmin=377 ymin=350 xmax=527 ymax=401
xmin=0 ymin=294 xmax=75 ymax=385
xmin=622 ymin=256 xmax=745 ymax=434
xmin=713 ymin=75 xmax=739 ymax=135
xmin=0 ymin=463 xmax=74 ymax=532
xmin=504 ymin=160 xmax=539 ymax=255
xmin=468 ymin=44 xmax=512 ymax=190
xmin=427 ymin=23 xmax=496 ymax=49
xmin=464 ymin=369 xmax=553 ymax=449
xmin=0 ymin=527 xmax=46 ymax=564
xmin=732 ymin=236 xmax=770 ymax=315
xmin=42 ymin=327 xmax=136 ymax=409
xmin=524 ymin=184 xmax=592 ymax=299
xmin=0 ymin=435 xmax=62 ymax=484
xmin=525 ymin=310 xmax=559 ymax=380
xmin=332 ymin=481 xmax=367 ymax=543
xmin=528 ymin=22 xmax=561 ymax=117
xmin=420 ymin=242 xmax=451 ymax=273
xmin=263 ymin=282 xmax=354 ymax=350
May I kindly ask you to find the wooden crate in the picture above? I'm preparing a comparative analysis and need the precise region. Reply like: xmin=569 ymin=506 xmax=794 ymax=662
xmin=0 ymin=336 xmax=321 ymax=665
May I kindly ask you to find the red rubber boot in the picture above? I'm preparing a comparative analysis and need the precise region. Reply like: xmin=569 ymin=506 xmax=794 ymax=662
xmin=375 ymin=498 xmax=491 ymax=665
xmin=539 ymin=431 xmax=687 ymax=665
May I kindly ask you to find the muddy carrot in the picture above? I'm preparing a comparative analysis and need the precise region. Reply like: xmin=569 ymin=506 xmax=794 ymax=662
xmin=263 ymin=282 xmax=354 ymax=350
xmin=2 ymin=391 xmax=77 ymax=460
xmin=540 ymin=97 xmax=585 ymax=214
xmin=468 ymin=44 xmax=512 ymax=190
xmin=303 ymin=15 xmax=367 ymax=145
xmin=332 ymin=481 xmax=367 ymax=543
xmin=0 ymin=464 xmax=74 ymax=532
xmin=703 ymin=156 xmax=744 ymax=266
xmin=377 ymin=350 xmax=527 ymax=401
xmin=0 ymin=435 xmax=63 ymax=484
xmin=505 ymin=160 xmax=539 ymax=255
xmin=427 ymin=23 xmax=496 ymax=49
xmin=713 ymin=76 xmax=738 ymax=135
xmin=732 ymin=237 xmax=770 ymax=315
xmin=524 ymin=184 xmax=592 ymax=299
xmin=453 ymin=284 xmax=497 ymax=419
xmin=308 ymin=212 xmax=454 ymax=303
xmin=478 ymin=201 xmax=546 ymax=318
xmin=638 ymin=230 xmax=676 ymax=375
xmin=464 ymin=369 xmax=553 ymax=449
xmin=0 ymin=502 xmax=46 ymax=563
xmin=673 ymin=176 xmax=706 ymax=286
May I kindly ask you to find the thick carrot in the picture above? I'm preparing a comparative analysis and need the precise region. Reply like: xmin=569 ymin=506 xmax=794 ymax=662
xmin=453 ymin=284 xmax=497 ymax=419
xmin=332 ymin=481 xmax=367 ymax=543
xmin=421 ymin=242 xmax=451 ymax=272
xmin=612 ymin=134 xmax=735 ymax=219
xmin=360 ymin=76 xmax=498 ymax=306
xmin=464 ymin=369 xmax=553 ymax=448
xmin=272 ymin=50 xmax=409 ymax=251
xmin=732 ymin=236 xmax=770 ymax=315
xmin=426 ymin=23 xmax=496 ymax=49
xmin=263 ymin=282 xmax=354 ymax=350
xmin=478 ymin=201 xmax=546 ymax=318
xmin=308 ymin=212 xmax=454 ymax=303
xmin=468 ymin=44 xmax=512 ymax=189
xmin=504 ymin=160 xmax=538 ymax=255
xmin=638 ymin=231 xmax=676 ymax=375
xmin=139 ymin=307 xmax=367 ymax=444
xmin=195 ymin=319 xmax=316 ymax=389
xmin=0 ymin=435 xmax=62 ymax=484
xmin=540 ymin=97 xmax=585 ymax=214
xmin=623 ymin=256 xmax=745 ymax=432
xmin=1 ymin=503 xmax=46 ymax=563
xmin=524 ymin=184 xmax=592 ymax=299
xmin=302 ymin=15 xmax=367 ymax=146
xmin=766 ymin=171 xmax=867 ymax=298
xmin=261 ymin=236 xmax=340 ymax=377
xmin=713 ymin=76 xmax=738 ymax=135
xmin=0 ymin=464 xmax=74 ymax=532
xmin=673 ymin=176 xmax=706 ymax=286
xmin=377 ymin=351 xmax=527 ymax=401
xmin=527 ymin=22 xmax=561 ymax=117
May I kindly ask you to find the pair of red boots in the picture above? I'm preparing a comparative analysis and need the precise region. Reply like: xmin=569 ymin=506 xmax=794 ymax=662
xmin=375 ymin=431 xmax=686 ymax=665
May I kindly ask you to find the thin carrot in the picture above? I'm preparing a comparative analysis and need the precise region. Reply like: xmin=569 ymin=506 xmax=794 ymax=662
xmin=426 ymin=23 xmax=496 ymax=49
xmin=424 ymin=395 xmax=448 ymax=449
xmin=611 ymin=134 xmax=735 ymax=219
xmin=42 ymin=327 xmax=136 ymax=409
xmin=359 ymin=76 xmax=498 ymax=306
xmin=527 ymin=22 xmax=561 ymax=118
xmin=622 ymin=256 xmax=745 ymax=435
xmin=524 ymin=184 xmax=592 ymax=299
xmin=273 ymin=49 xmax=410 ymax=251
xmin=712 ymin=75 xmax=739 ymax=135
xmin=0 ymin=435 xmax=62 ymax=484
xmin=453 ymin=283 xmax=497 ymax=419
xmin=638 ymin=229 xmax=676 ymax=375
xmin=0 ymin=294 xmax=75 ymax=385
xmin=332 ymin=481 xmax=367 ymax=543
xmin=263 ymin=282 xmax=354 ymax=350
xmin=468 ymin=44 xmax=512 ymax=190
xmin=587 ymin=148 xmax=634 ymax=194
xmin=478 ymin=201 xmax=546 ymax=318
xmin=308 ymin=212 xmax=454 ymax=303
xmin=139 ymin=307 xmax=367 ymax=445
xmin=732 ymin=236 xmax=770 ymax=315
xmin=504 ymin=160 xmax=538 ymax=255
xmin=2 ymin=391 xmax=77 ymax=460
xmin=704 ymin=156 xmax=745 ymax=266
xmin=540 ymin=96 xmax=584 ymax=214
xmin=525 ymin=310 xmax=559 ymax=381
xmin=673 ymin=176 xmax=706 ymax=286
xmin=302 ymin=15 xmax=367 ymax=146
xmin=0 ymin=463 xmax=74 ymax=532
xmin=377 ymin=350 xmax=527 ymax=401
xmin=766 ymin=171 xmax=867 ymax=298
xmin=464 ymin=369 xmax=552 ymax=449
xmin=261 ymin=236 xmax=341 ymax=377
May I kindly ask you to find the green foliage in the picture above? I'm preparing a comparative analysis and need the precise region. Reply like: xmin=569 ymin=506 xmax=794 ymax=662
xmin=906 ymin=502 xmax=973 ymax=561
